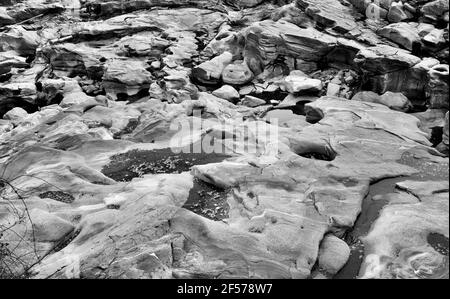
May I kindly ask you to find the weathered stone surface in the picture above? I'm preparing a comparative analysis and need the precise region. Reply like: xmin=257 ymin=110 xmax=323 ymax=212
xmin=193 ymin=52 xmax=233 ymax=85
xmin=388 ymin=2 xmax=413 ymax=23
xmin=378 ymin=22 xmax=421 ymax=51
xmin=421 ymin=0 xmax=449 ymax=23
xmin=426 ymin=64 xmax=449 ymax=109
xmin=0 ymin=0 xmax=64 ymax=26
xmin=3 ymin=107 xmax=28 ymax=125
xmin=444 ymin=112 xmax=449 ymax=146
xmin=241 ymin=95 xmax=266 ymax=107
xmin=102 ymin=59 xmax=153 ymax=100
xmin=212 ymin=85 xmax=240 ymax=102
xmin=437 ymin=112 xmax=449 ymax=155
xmin=277 ymin=94 xmax=317 ymax=109
xmin=279 ymin=71 xmax=323 ymax=94
xmin=242 ymin=20 xmax=337 ymax=76
xmin=296 ymin=0 xmax=359 ymax=34
xmin=354 ymin=45 xmax=438 ymax=102
xmin=354 ymin=91 xmax=413 ymax=112
xmin=0 ymin=80 xmax=38 ymax=117
xmin=0 ymin=0 xmax=448 ymax=281
xmin=412 ymin=109 xmax=447 ymax=143
xmin=355 ymin=44 xmax=421 ymax=74
xmin=0 ymin=26 xmax=39 ymax=56
xmin=222 ymin=61 xmax=254 ymax=86
xmin=379 ymin=92 xmax=413 ymax=112
xmin=366 ymin=3 xmax=388 ymax=20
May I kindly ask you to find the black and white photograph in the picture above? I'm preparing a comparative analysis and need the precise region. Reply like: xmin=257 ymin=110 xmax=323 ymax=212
xmin=0 ymin=0 xmax=448 ymax=285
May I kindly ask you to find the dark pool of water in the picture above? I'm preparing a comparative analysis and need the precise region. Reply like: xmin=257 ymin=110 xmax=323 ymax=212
xmin=428 ymin=233 xmax=449 ymax=256
xmin=183 ymin=178 xmax=230 ymax=221
xmin=102 ymin=146 xmax=230 ymax=182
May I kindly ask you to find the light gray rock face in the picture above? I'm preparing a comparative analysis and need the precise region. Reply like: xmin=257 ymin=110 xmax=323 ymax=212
xmin=3 ymin=107 xmax=28 ymax=125
xmin=212 ymin=85 xmax=240 ymax=102
xmin=2 ymin=94 xmax=443 ymax=279
xmin=378 ymin=22 xmax=421 ymax=51
xmin=0 ymin=0 xmax=64 ymax=26
xmin=388 ymin=2 xmax=414 ymax=23
xmin=102 ymin=59 xmax=153 ymax=100
xmin=444 ymin=112 xmax=449 ymax=146
xmin=29 ymin=209 xmax=75 ymax=242
xmin=295 ymin=0 xmax=359 ymax=34
xmin=279 ymin=71 xmax=323 ymax=93
xmin=0 ymin=26 xmax=39 ymax=56
xmin=0 ymin=0 xmax=448 ymax=280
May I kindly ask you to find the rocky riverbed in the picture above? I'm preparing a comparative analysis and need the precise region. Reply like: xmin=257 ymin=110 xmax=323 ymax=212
xmin=0 ymin=0 xmax=448 ymax=279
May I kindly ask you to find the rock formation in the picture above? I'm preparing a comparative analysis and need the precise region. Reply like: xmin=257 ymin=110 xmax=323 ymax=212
xmin=0 ymin=0 xmax=448 ymax=280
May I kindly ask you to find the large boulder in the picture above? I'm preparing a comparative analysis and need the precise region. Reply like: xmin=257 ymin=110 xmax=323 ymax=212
xmin=360 ymin=181 xmax=449 ymax=279
xmin=3 ymin=107 xmax=28 ymax=125
xmin=365 ymin=3 xmax=388 ymax=20
xmin=295 ymin=0 xmax=359 ymax=34
xmin=222 ymin=61 xmax=254 ymax=86
xmin=318 ymin=234 xmax=351 ymax=275
xmin=421 ymin=0 xmax=449 ymax=23
xmin=387 ymin=2 xmax=414 ymax=23
xmin=437 ymin=112 xmax=449 ymax=155
xmin=212 ymin=85 xmax=240 ymax=102
xmin=192 ymin=52 xmax=233 ymax=85
xmin=378 ymin=23 xmax=421 ymax=51
xmin=279 ymin=71 xmax=323 ymax=94
xmin=354 ymin=45 xmax=437 ymax=103
xmin=102 ymin=59 xmax=153 ymax=100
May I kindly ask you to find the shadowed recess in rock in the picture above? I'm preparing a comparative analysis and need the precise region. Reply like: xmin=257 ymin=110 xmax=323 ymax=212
xmin=52 ymin=229 xmax=82 ymax=253
xmin=183 ymin=178 xmax=230 ymax=221
xmin=428 ymin=233 xmax=449 ymax=257
xmin=295 ymin=144 xmax=337 ymax=161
